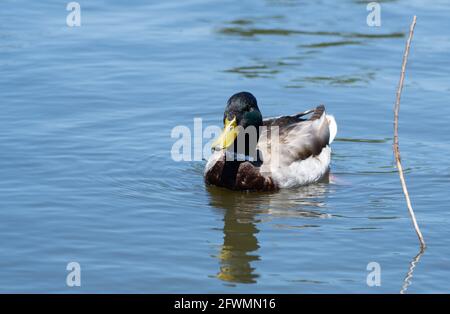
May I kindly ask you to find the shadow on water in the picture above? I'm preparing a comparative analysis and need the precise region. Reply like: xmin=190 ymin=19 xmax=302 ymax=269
xmin=218 ymin=26 xmax=404 ymax=39
xmin=224 ymin=65 xmax=280 ymax=78
xmin=206 ymin=182 xmax=332 ymax=284
xmin=296 ymin=73 xmax=376 ymax=86
xmin=299 ymin=40 xmax=363 ymax=48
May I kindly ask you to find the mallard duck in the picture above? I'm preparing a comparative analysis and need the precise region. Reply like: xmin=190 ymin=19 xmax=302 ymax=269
xmin=204 ymin=92 xmax=337 ymax=191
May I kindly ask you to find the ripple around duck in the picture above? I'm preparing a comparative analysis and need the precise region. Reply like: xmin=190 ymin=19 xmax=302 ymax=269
xmin=90 ymin=153 xmax=206 ymax=204
xmin=273 ymin=224 xmax=321 ymax=230
xmin=206 ymin=182 xmax=334 ymax=220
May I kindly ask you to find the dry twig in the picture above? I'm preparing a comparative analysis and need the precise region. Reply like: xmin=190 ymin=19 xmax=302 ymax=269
xmin=393 ymin=16 xmax=426 ymax=249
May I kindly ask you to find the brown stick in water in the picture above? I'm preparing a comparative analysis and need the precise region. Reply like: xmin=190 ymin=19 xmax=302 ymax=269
xmin=393 ymin=16 xmax=426 ymax=249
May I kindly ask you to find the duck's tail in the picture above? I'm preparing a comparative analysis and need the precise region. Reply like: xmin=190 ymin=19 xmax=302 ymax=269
xmin=273 ymin=105 xmax=337 ymax=145
xmin=308 ymin=105 xmax=337 ymax=145
xmin=309 ymin=104 xmax=325 ymax=121
xmin=325 ymin=114 xmax=337 ymax=144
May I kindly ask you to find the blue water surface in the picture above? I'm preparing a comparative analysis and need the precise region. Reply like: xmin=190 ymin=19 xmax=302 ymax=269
xmin=1 ymin=0 xmax=449 ymax=293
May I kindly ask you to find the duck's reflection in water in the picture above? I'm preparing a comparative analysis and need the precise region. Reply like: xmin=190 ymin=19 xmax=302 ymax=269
xmin=216 ymin=202 xmax=260 ymax=283
xmin=207 ymin=182 xmax=331 ymax=284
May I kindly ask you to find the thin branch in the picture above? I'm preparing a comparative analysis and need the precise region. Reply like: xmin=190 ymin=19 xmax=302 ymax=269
xmin=393 ymin=16 xmax=426 ymax=249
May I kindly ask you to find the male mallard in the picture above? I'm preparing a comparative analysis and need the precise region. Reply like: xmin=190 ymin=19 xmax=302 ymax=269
xmin=204 ymin=92 xmax=337 ymax=191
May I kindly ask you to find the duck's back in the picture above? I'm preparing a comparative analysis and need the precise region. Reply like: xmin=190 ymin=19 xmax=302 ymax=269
xmin=258 ymin=105 xmax=337 ymax=188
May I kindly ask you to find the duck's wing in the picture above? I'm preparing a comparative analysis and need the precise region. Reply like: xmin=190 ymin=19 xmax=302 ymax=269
xmin=258 ymin=105 xmax=336 ymax=167
xmin=262 ymin=108 xmax=316 ymax=127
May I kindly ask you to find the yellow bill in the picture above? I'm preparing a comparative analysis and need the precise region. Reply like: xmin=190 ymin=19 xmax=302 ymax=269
xmin=211 ymin=116 xmax=239 ymax=150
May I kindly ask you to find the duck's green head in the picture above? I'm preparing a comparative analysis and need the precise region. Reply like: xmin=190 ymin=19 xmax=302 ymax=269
xmin=212 ymin=91 xmax=263 ymax=151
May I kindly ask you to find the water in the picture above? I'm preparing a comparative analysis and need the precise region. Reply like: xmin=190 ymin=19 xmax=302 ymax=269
xmin=1 ymin=0 xmax=449 ymax=293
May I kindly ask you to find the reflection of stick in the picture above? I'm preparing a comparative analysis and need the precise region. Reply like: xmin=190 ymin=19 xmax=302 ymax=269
xmin=400 ymin=248 xmax=425 ymax=294
xmin=393 ymin=16 xmax=426 ymax=249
